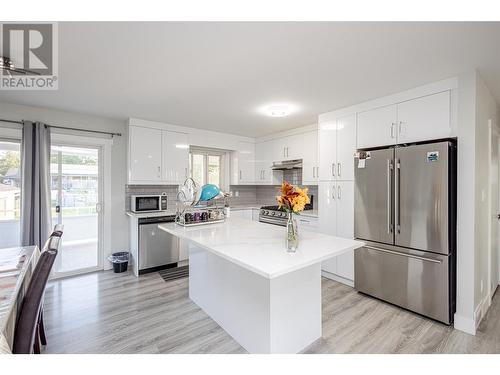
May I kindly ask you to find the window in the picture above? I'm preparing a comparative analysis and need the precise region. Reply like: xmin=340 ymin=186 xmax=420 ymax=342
xmin=189 ymin=147 xmax=226 ymax=189
xmin=0 ymin=139 xmax=22 ymax=248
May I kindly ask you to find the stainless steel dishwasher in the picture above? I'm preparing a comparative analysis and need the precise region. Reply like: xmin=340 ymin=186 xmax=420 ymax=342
xmin=138 ymin=215 xmax=179 ymax=274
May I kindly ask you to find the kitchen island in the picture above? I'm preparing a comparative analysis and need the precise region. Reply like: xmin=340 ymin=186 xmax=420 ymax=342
xmin=159 ymin=217 xmax=363 ymax=353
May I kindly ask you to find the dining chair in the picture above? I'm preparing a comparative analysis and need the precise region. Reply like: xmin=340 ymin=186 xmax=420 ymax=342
xmin=12 ymin=235 xmax=61 ymax=354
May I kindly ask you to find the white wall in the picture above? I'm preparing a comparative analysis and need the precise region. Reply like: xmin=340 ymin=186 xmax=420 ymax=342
xmin=454 ymin=71 xmax=477 ymax=334
xmin=474 ymin=73 xmax=500 ymax=324
xmin=454 ymin=71 xmax=500 ymax=334
xmin=0 ymin=101 xmax=128 ymax=268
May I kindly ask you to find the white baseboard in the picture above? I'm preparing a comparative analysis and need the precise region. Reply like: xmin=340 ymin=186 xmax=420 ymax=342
xmin=454 ymin=313 xmax=476 ymax=335
xmin=321 ymin=270 xmax=354 ymax=287
xmin=474 ymin=293 xmax=492 ymax=330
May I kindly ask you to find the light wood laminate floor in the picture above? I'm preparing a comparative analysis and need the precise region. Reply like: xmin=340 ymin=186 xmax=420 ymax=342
xmin=42 ymin=270 xmax=500 ymax=354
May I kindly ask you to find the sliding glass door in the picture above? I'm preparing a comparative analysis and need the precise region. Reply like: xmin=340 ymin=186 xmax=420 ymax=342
xmin=50 ymin=144 xmax=102 ymax=277
xmin=0 ymin=139 xmax=21 ymax=248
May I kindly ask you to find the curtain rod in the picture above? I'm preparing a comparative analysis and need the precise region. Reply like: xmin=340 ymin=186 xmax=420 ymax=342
xmin=0 ymin=118 xmax=122 ymax=137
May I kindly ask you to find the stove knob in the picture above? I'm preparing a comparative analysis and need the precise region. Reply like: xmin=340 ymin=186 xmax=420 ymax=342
xmin=271 ymin=211 xmax=275 ymax=216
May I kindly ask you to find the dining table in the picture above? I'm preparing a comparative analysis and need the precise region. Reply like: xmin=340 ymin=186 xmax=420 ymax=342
xmin=0 ymin=246 xmax=39 ymax=354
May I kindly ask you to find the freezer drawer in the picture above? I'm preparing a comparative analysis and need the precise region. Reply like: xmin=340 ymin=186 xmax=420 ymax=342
xmin=354 ymin=243 xmax=451 ymax=324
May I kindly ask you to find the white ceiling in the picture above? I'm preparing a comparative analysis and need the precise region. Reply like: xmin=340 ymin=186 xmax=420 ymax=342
xmin=1 ymin=22 xmax=499 ymax=137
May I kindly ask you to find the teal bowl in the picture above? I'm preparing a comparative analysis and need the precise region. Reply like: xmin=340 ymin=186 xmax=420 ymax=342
xmin=200 ymin=184 xmax=220 ymax=201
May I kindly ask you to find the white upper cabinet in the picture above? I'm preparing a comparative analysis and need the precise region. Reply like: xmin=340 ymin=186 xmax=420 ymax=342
xmin=357 ymin=104 xmax=397 ymax=149
xmin=128 ymin=126 xmax=163 ymax=183
xmin=302 ymin=130 xmax=319 ymax=185
xmin=396 ymin=91 xmax=451 ymax=143
xmin=335 ymin=115 xmax=356 ymax=181
xmin=318 ymin=117 xmax=337 ymax=181
xmin=273 ymin=134 xmax=301 ymax=161
xmin=234 ymin=141 xmax=256 ymax=185
xmin=128 ymin=125 xmax=189 ymax=185
xmin=318 ymin=114 xmax=355 ymax=181
xmin=356 ymin=90 xmax=452 ymax=149
xmin=255 ymin=140 xmax=281 ymax=185
xmin=162 ymin=130 xmax=189 ymax=184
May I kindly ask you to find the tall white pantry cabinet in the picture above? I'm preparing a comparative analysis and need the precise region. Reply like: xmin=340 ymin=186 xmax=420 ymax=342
xmin=317 ymin=113 xmax=357 ymax=284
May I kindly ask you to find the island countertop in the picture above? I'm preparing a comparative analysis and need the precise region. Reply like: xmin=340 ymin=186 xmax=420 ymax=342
xmin=159 ymin=217 xmax=364 ymax=279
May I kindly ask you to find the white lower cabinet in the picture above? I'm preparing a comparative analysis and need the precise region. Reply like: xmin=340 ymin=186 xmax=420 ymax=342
xmin=318 ymin=181 xmax=355 ymax=285
xmin=296 ymin=215 xmax=320 ymax=232
xmin=231 ymin=209 xmax=253 ymax=220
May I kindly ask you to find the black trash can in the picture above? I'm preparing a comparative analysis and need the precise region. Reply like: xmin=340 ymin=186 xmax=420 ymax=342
xmin=108 ymin=252 xmax=129 ymax=273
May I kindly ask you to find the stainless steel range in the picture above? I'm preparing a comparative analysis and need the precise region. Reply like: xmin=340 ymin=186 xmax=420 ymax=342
xmin=259 ymin=196 xmax=314 ymax=226
xmin=259 ymin=206 xmax=289 ymax=226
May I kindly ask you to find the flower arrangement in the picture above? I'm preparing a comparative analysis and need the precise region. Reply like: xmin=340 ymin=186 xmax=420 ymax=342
xmin=276 ymin=181 xmax=311 ymax=214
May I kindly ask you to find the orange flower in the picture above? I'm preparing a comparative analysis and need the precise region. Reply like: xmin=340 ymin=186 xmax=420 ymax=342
xmin=276 ymin=182 xmax=310 ymax=213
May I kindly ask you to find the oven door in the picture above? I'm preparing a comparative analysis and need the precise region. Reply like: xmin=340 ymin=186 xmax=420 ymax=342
xmin=134 ymin=196 xmax=161 ymax=212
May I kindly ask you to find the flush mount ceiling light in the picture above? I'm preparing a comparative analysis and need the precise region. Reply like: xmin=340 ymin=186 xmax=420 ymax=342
xmin=266 ymin=105 xmax=290 ymax=117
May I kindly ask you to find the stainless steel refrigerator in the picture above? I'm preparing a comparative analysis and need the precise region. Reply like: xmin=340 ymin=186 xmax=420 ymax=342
xmin=354 ymin=140 xmax=456 ymax=324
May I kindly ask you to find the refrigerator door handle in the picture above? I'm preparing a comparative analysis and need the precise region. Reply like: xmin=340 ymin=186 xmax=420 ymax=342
xmin=364 ymin=245 xmax=442 ymax=264
xmin=387 ymin=159 xmax=393 ymax=234
xmin=395 ymin=158 xmax=401 ymax=234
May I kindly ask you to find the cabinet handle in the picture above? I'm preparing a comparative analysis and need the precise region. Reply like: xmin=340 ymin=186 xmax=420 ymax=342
xmin=337 ymin=162 xmax=341 ymax=177
xmin=239 ymin=170 xmax=242 ymax=180
xmin=331 ymin=163 xmax=335 ymax=177
xmin=287 ymin=147 xmax=289 ymax=158
xmin=316 ymin=166 xmax=319 ymax=179
xmin=399 ymin=121 xmax=403 ymax=136
xmin=312 ymin=166 xmax=315 ymax=178
xmin=185 ymin=167 xmax=188 ymax=178
xmin=338 ymin=185 xmax=341 ymax=200
xmin=390 ymin=123 xmax=395 ymax=138
xmin=157 ymin=166 xmax=161 ymax=178
xmin=283 ymin=147 xmax=286 ymax=158
xmin=332 ymin=185 xmax=336 ymax=200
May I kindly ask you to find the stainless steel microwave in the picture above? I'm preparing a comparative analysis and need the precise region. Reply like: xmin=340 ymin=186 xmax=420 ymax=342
xmin=131 ymin=195 xmax=168 ymax=213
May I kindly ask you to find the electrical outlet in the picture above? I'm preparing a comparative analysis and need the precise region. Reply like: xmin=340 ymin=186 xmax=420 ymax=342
xmin=235 ymin=191 xmax=239 ymax=197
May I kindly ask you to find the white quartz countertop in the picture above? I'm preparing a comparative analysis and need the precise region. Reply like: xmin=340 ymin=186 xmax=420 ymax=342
xmin=159 ymin=217 xmax=364 ymax=279
xmin=126 ymin=210 xmax=177 ymax=218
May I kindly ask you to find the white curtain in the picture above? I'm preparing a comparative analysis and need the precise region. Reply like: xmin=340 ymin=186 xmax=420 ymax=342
xmin=20 ymin=121 xmax=52 ymax=248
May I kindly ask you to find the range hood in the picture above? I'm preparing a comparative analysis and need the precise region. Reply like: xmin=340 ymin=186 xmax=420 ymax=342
xmin=271 ymin=159 xmax=302 ymax=170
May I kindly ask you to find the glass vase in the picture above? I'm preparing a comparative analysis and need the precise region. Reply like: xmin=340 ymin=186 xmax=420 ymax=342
xmin=286 ymin=212 xmax=299 ymax=252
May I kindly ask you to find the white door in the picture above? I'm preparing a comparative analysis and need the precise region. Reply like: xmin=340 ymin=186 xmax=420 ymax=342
xmin=335 ymin=180 xmax=355 ymax=281
xmin=336 ymin=114 xmax=357 ymax=180
xmin=51 ymin=144 xmax=102 ymax=277
xmin=162 ymin=130 xmax=189 ymax=184
xmin=302 ymin=130 xmax=318 ymax=184
xmin=397 ymin=91 xmax=451 ymax=143
xmin=319 ymin=182 xmax=337 ymax=274
xmin=255 ymin=140 xmax=275 ymax=184
xmin=237 ymin=141 xmax=256 ymax=184
xmin=285 ymin=133 xmax=302 ymax=160
xmin=357 ymin=104 xmax=397 ymax=149
xmin=273 ymin=136 xmax=288 ymax=161
xmin=128 ymin=126 xmax=162 ymax=183
xmin=318 ymin=118 xmax=337 ymax=181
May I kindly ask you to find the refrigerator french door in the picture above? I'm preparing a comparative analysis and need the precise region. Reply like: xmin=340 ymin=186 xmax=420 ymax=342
xmin=354 ymin=141 xmax=456 ymax=324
